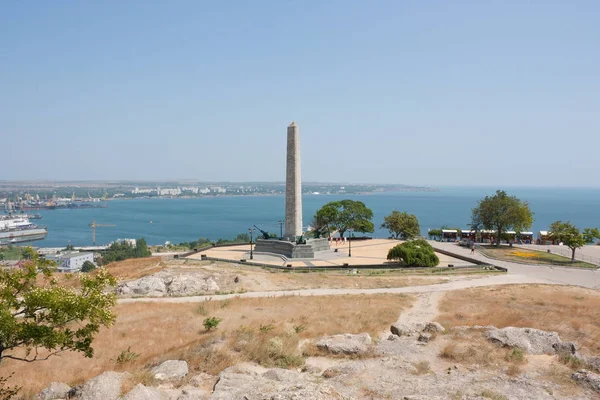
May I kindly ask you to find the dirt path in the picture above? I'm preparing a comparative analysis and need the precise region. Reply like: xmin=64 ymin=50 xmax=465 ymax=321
xmin=118 ymin=272 xmax=549 ymax=304
xmin=395 ymin=291 xmax=442 ymax=326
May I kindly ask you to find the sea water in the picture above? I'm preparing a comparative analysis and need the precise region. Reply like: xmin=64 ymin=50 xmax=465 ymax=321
xmin=31 ymin=187 xmax=600 ymax=247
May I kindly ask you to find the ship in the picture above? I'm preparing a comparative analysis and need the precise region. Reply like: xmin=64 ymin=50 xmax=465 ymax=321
xmin=0 ymin=216 xmax=48 ymax=245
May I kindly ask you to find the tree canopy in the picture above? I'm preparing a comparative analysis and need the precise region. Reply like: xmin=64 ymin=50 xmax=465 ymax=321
xmin=549 ymin=221 xmax=600 ymax=262
xmin=381 ymin=211 xmax=420 ymax=239
xmin=387 ymin=239 xmax=439 ymax=267
xmin=101 ymin=238 xmax=152 ymax=264
xmin=81 ymin=260 xmax=96 ymax=273
xmin=0 ymin=248 xmax=117 ymax=363
xmin=314 ymin=200 xmax=374 ymax=238
xmin=471 ymin=190 xmax=533 ymax=246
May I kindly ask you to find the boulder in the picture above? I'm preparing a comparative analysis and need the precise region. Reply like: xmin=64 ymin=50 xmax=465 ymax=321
xmin=211 ymin=366 xmax=342 ymax=399
xmin=486 ymin=327 xmax=561 ymax=354
xmin=167 ymin=275 xmax=219 ymax=296
xmin=68 ymin=371 xmax=129 ymax=400
xmin=390 ymin=323 xmax=425 ymax=337
xmin=152 ymin=360 xmax=189 ymax=381
xmin=572 ymin=370 xmax=600 ymax=393
xmin=418 ymin=333 xmax=432 ymax=343
xmin=117 ymin=275 xmax=167 ymax=297
xmin=387 ymin=334 xmax=399 ymax=341
xmin=587 ymin=357 xmax=600 ymax=373
xmin=188 ymin=372 xmax=218 ymax=388
xmin=121 ymin=384 xmax=163 ymax=400
xmin=177 ymin=386 xmax=210 ymax=400
xmin=37 ymin=382 xmax=71 ymax=400
xmin=424 ymin=322 xmax=445 ymax=333
xmin=316 ymin=333 xmax=372 ymax=355
xmin=553 ymin=341 xmax=578 ymax=356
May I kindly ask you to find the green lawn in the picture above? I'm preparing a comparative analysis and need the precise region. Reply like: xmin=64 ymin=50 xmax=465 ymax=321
xmin=478 ymin=245 xmax=597 ymax=268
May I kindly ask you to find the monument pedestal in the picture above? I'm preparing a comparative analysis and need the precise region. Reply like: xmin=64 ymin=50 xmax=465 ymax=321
xmin=254 ymin=238 xmax=329 ymax=259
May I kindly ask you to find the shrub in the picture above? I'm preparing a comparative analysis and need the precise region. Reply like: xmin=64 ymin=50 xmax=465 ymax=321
xmin=115 ymin=346 xmax=140 ymax=364
xmin=81 ymin=260 xmax=96 ymax=273
xmin=203 ymin=317 xmax=222 ymax=331
xmin=387 ymin=239 xmax=439 ymax=267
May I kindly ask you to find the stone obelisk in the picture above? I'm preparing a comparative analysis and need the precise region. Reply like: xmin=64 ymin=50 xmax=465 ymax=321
xmin=285 ymin=122 xmax=302 ymax=240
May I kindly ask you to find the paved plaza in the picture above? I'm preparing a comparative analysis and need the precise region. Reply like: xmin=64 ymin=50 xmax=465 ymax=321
xmin=186 ymin=239 xmax=471 ymax=268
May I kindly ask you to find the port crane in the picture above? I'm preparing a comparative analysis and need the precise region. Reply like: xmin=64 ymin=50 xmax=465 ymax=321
xmin=89 ymin=220 xmax=115 ymax=245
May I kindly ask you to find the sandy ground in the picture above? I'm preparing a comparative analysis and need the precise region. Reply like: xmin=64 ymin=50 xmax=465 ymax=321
xmin=187 ymin=239 xmax=471 ymax=268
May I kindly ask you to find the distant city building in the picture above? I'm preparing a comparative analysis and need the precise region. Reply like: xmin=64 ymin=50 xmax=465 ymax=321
xmin=158 ymin=187 xmax=182 ymax=196
xmin=46 ymin=252 xmax=94 ymax=273
xmin=112 ymin=238 xmax=137 ymax=247
xmin=210 ymin=186 xmax=226 ymax=194
xmin=199 ymin=187 xmax=211 ymax=194
xmin=181 ymin=187 xmax=199 ymax=194
xmin=132 ymin=187 xmax=155 ymax=195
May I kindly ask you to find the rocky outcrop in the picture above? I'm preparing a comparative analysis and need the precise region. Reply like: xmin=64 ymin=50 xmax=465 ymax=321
xmin=210 ymin=366 xmax=343 ymax=399
xmin=390 ymin=323 xmax=425 ymax=337
xmin=175 ymin=386 xmax=209 ymax=400
xmin=571 ymin=369 xmax=600 ymax=393
xmin=151 ymin=360 xmax=189 ymax=381
xmin=587 ymin=357 xmax=600 ymax=373
xmin=553 ymin=341 xmax=578 ymax=356
xmin=486 ymin=327 xmax=561 ymax=355
xmin=121 ymin=384 xmax=163 ymax=400
xmin=316 ymin=333 xmax=372 ymax=355
xmin=37 ymin=382 xmax=70 ymax=400
xmin=424 ymin=322 xmax=445 ymax=333
xmin=117 ymin=271 xmax=219 ymax=297
xmin=67 ymin=371 xmax=129 ymax=400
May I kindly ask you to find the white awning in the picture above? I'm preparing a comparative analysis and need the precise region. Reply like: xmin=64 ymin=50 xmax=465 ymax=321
xmin=461 ymin=230 xmax=474 ymax=233
xmin=442 ymin=229 xmax=458 ymax=233
xmin=539 ymin=231 xmax=549 ymax=236
xmin=505 ymin=231 xmax=516 ymax=235
xmin=520 ymin=232 xmax=534 ymax=235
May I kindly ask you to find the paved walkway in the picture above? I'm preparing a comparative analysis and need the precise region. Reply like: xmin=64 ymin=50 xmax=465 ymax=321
xmin=430 ymin=241 xmax=600 ymax=290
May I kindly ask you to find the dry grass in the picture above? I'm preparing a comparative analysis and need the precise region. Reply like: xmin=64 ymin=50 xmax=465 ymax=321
xmin=437 ymin=284 xmax=600 ymax=354
xmin=265 ymin=272 xmax=447 ymax=290
xmin=3 ymin=293 xmax=412 ymax=395
xmin=411 ymin=360 xmax=431 ymax=375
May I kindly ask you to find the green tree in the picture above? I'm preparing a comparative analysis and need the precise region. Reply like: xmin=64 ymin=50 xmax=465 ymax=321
xmin=387 ymin=239 xmax=439 ymax=267
xmin=0 ymin=249 xmax=116 ymax=363
xmin=81 ymin=260 xmax=96 ymax=273
xmin=381 ymin=211 xmax=420 ymax=239
xmin=471 ymin=190 xmax=533 ymax=247
xmin=314 ymin=200 xmax=374 ymax=238
xmin=549 ymin=221 xmax=600 ymax=262
xmin=427 ymin=229 xmax=442 ymax=240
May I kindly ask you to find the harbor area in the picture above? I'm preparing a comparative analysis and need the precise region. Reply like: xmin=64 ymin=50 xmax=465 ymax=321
xmin=186 ymin=238 xmax=474 ymax=268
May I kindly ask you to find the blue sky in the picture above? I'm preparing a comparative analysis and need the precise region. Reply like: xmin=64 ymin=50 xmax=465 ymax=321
xmin=1 ymin=1 xmax=599 ymax=186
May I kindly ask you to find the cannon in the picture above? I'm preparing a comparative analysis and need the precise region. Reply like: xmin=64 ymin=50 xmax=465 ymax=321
xmin=253 ymin=225 xmax=272 ymax=240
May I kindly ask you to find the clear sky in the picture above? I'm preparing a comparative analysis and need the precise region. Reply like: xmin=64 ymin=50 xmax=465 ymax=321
xmin=1 ymin=1 xmax=599 ymax=186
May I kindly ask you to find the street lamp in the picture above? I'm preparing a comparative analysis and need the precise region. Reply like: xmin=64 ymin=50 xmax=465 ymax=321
xmin=248 ymin=228 xmax=256 ymax=260
xmin=348 ymin=228 xmax=353 ymax=257
xmin=278 ymin=220 xmax=285 ymax=239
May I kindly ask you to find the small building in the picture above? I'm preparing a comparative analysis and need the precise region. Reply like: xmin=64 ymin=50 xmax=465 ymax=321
xmin=441 ymin=229 xmax=458 ymax=242
xmin=46 ymin=252 xmax=94 ymax=273
xmin=538 ymin=231 xmax=553 ymax=245
xmin=461 ymin=230 xmax=476 ymax=241
xmin=480 ymin=230 xmax=496 ymax=243
xmin=518 ymin=231 xmax=534 ymax=244
xmin=504 ymin=231 xmax=517 ymax=243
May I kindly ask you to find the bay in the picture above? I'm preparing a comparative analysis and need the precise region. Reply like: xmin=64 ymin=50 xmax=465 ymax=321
xmin=32 ymin=187 xmax=600 ymax=247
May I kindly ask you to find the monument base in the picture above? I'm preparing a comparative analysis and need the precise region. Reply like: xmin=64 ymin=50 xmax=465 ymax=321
xmin=254 ymin=238 xmax=329 ymax=259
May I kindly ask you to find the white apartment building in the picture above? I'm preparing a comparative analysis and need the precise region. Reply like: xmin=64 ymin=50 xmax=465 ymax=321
xmin=46 ymin=252 xmax=94 ymax=273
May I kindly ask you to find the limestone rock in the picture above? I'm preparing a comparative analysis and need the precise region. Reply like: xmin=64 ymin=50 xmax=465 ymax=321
xmin=418 ymin=333 xmax=432 ymax=343
xmin=167 ymin=275 xmax=219 ymax=296
xmin=37 ymin=382 xmax=71 ymax=400
xmin=587 ymin=357 xmax=600 ymax=373
xmin=316 ymin=333 xmax=372 ymax=355
xmin=486 ymin=327 xmax=561 ymax=354
xmin=188 ymin=372 xmax=218 ymax=388
xmin=387 ymin=334 xmax=399 ymax=341
xmin=390 ymin=323 xmax=425 ymax=337
xmin=176 ymin=386 xmax=210 ymax=400
xmin=553 ymin=341 xmax=578 ymax=355
xmin=571 ymin=369 xmax=600 ymax=393
xmin=121 ymin=383 xmax=163 ymax=400
xmin=424 ymin=322 xmax=445 ymax=333
xmin=68 ymin=371 xmax=129 ymax=400
xmin=117 ymin=275 xmax=167 ymax=297
xmin=211 ymin=366 xmax=343 ymax=399
xmin=152 ymin=360 xmax=189 ymax=381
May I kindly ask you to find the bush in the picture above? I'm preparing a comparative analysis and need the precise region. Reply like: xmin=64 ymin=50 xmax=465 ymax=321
xmin=81 ymin=260 xmax=96 ymax=273
xmin=203 ymin=317 xmax=222 ymax=331
xmin=387 ymin=239 xmax=439 ymax=267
